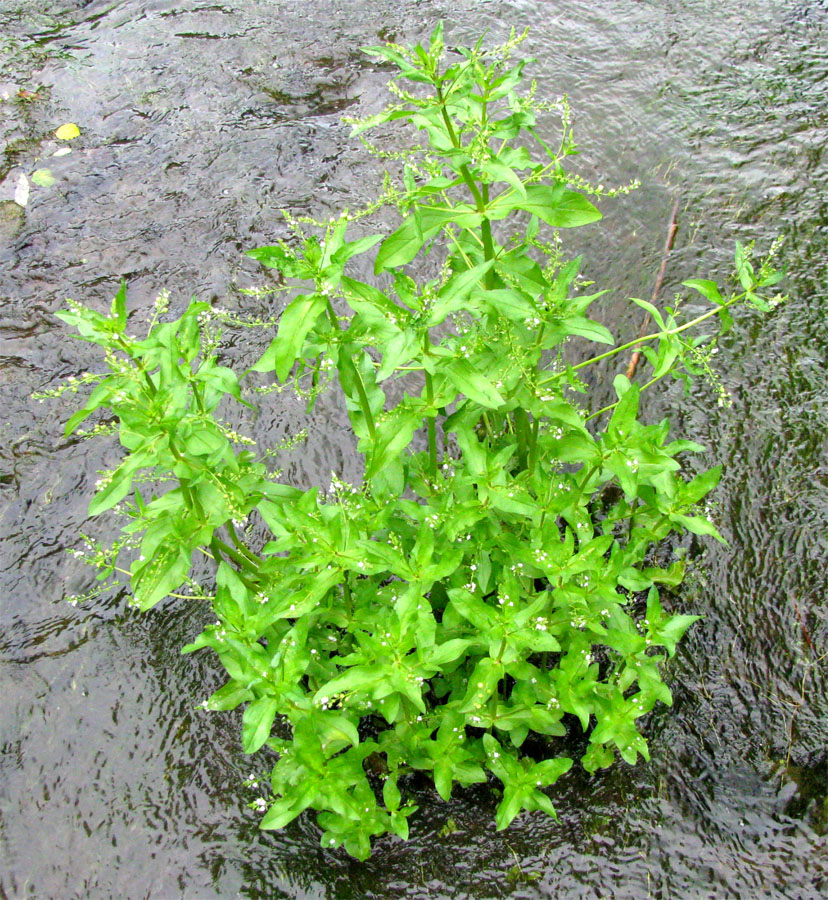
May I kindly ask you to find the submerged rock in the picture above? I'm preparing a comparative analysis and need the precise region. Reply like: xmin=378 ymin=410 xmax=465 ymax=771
xmin=0 ymin=199 xmax=24 ymax=239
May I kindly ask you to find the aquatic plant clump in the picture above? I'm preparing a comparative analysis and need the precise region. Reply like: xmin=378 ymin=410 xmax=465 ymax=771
xmin=52 ymin=25 xmax=784 ymax=859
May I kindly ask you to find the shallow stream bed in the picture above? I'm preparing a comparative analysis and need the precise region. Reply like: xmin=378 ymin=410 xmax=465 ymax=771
xmin=1 ymin=1 xmax=826 ymax=897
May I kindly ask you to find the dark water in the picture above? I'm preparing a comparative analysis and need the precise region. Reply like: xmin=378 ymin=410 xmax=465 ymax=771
xmin=1 ymin=1 xmax=826 ymax=897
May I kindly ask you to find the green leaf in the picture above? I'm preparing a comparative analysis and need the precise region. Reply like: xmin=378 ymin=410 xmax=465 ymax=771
xmin=459 ymin=657 xmax=503 ymax=713
xmin=655 ymin=614 xmax=702 ymax=657
xmin=487 ymin=487 xmax=536 ymax=517
xmin=445 ymin=359 xmax=505 ymax=408
xmin=562 ymin=315 xmax=614 ymax=345
xmin=183 ymin=423 xmax=228 ymax=458
xmin=682 ymin=278 xmax=724 ymax=306
xmin=671 ymin=513 xmax=725 ymax=541
xmin=607 ymin=382 xmax=640 ymax=438
xmin=132 ymin=543 xmax=192 ymax=611
xmin=366 ymin=407 xmax=422 ymax=477
xmin=746 ymin=291 xmax=771 ymax=311
xmin=64 ymin=379 xmax=123 ymax=436
xmin=362 ymin=45 xmax=433 ymax=83
xmin=448 ymin=588 xmax=499 ymax=631
xmin=314 ymin=665 xmax=385 ymax=701
xmin=31 ymin=168 xmax=56 ymax=187
xmin=252 ymin=293 xmax=326 ymax=381
xmin=682 ymin=466 xmax=722 ymax=505
xmin=424 ymin=260 xmax=494 ymax=326
xmin=242 ymin=696 xmax=280 ymax=753
xmin=495 ymin=785 xmax=525 ymax=830
xmin=424 ymin=638 xmax=472 ymax=669
xmin=205 ymin=681 xmax=252 ymax=711
xmin=110 ymin=281 xmax=127 ymax=330
xmin=383 ymin=775 xmax=402 ymax=811
xmin=89 ymin=458 xmax=142 ymax=516
xmin=473 ymin=287 xmax=536 ymax=322
xmin=376 ymin=329 xmax=420 ymax=381
xmin=315 ymin=712 xmax=360 ymax=751
xmin=492 ymin=184 xmax=602 ymax=229
xmin=429 ymin=20 xmax=444 ymax=55
xmin=374 ymin=215 xmax=427 ymax=272
xmin=482 ymin=159 xmax=526 ymax=198
xmin=246 ymin=245 xmax=313 ymax=278
xmin=260 ymin=781 xmax=319 ymax=830
xmin=735 ymin=241 xmax=755 ymax=291
xmin=629 ymin=296 xmax=666 ymax=329
xmin=331 ymin=233 xmax=383 ymax=264
xmin=530 ymin=756 xmax=573 ymax=786
xmin=341 ymin=276 xmax=407 ymax=319
xmin=419 ymin=203 xmax=482 ymax=231
xmin=582 ymin=742 xmax=615 ymax=773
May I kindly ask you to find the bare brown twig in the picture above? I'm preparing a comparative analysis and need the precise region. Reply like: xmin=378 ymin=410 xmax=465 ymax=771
xmin=626 ymin=195 xmax=681 ymax=379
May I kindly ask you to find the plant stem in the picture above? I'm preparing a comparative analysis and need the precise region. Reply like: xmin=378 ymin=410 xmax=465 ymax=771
xmin=626 ymin=195 xmax=681 ymax=379
xmin=214 ymin=537 xmax=261 ymax=573
xmin=435 ymin=85 xmax=496 ymax=283
xmin=341 ymin=346 xmax=377 ymax=443
xmin=586 ymin=371 xmax=670 ymax=422
xmin=354 ymin=379 xmax=377 ymax=440
xmin=227 ymin=521 xmax=264 ymax=567
xmin=192 ymin=380 xmax=206 ymax=413
xmin=425 ymin=375 xmax=438 ymax=478
xmin=423 ymin=334 xmax=438 ymax=477
xmin=527 ymin=416 xmax=540 ymax=477
xmin=538 ymin=296 xmax=743 ymax=388
xmin=167 ymin=441 xmax=204 ymax=518
xmin=513 ymin=408 xmax=530 ymax=471
xmin=343 ymin=578 xmax=353 ymax=618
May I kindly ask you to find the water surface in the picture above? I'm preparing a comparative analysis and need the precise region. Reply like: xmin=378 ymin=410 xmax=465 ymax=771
xmin=1 ymin=1 xmax=826 ymax=897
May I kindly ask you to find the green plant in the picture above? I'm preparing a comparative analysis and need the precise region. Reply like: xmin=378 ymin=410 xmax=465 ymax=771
xmin=49 ymin=25 xmax=784 ymax=859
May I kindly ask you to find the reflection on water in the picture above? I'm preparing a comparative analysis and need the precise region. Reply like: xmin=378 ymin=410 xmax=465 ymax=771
xmin=1 ymin=0 xmax=826 ymax=897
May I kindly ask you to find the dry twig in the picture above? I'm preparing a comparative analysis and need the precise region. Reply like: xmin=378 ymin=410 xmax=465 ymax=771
xmin=626 ymin=195 xmax=681 ymax=379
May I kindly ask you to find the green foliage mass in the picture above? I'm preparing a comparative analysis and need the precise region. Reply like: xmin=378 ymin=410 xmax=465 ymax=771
xmin=51 ymin=24 xmax=784 ymax=859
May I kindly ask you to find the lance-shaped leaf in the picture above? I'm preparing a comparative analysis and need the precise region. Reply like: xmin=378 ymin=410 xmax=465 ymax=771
xmin=424 ymin=260 xmax=493 ymax=326
xmin=242 ymin=696 xmax=280 ymax=754
xmin=374 ymin=215 xmax=426 ymax=272
xmin=445 ymin=359 xmax=505 ymax=408
xmin=251 ymin=293 xmax=326 ymax=381
xmin=260 ymin=779 xmax=320 ymax=830
xmin=490 ymin=184 xmax=602 ymax=228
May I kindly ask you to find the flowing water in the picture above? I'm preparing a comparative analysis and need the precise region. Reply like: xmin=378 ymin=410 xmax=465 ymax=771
xmin=1 ymin=1 xmax=826 ymax=897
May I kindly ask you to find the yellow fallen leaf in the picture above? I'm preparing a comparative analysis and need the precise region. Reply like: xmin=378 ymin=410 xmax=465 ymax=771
xmin=31 ymin=168 xmax=56 ymax=187
xmin=55 ymin=123 xmax=80 ymax=140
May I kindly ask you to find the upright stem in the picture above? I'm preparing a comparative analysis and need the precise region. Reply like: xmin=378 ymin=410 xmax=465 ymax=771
xmin=117 ymin=335 xmax=157 ymax=399
xmin=168 ymin=441 xmax=206 ymax=520
xmin=227 ymin=521 xmax=264 ymax=567
xmin=479 ymin=184 xmax=496 ymax=289
xmin=214 ymin=537 xmax=261 ymax=573
xmin=330 ymin=301 xmax=378 ymax=443
xmin=210 ymin=537 xmax=259 ymax=590
xmin=513 ymin=408 xmax=530 ymax=472
xmin=343 ymin=578 xmax=353 ymax=619
xmin=424 ymin=335 xmax=438 ymax=477
xmin=352 ymin=365 xmax=377 ymax=443
xmin=192 ymin=380 xmax=206 ymax=413
xmin=435 ymin=85 xmax=496 ymax=286
xmin=537 ymin=295 xmax=744 ymax=390
xmin=527 ymin=417 xmax=540 ymax=477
